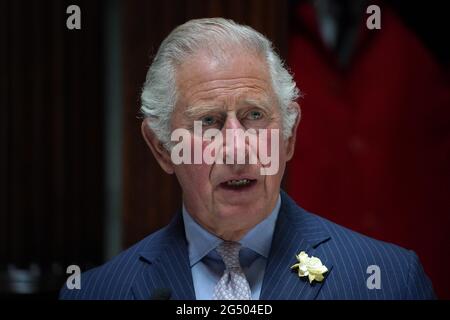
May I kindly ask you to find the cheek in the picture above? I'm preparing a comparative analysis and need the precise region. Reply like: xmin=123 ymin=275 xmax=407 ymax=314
xmin=176 ymin=135 xmax=213 ymax=191
xmin=269 ymin=129 xmax=288 ymax=180
xmin=175 ymin=164 xmax=212 ymax=195
xmin=258 ymin=127 xmax=283 ymax=161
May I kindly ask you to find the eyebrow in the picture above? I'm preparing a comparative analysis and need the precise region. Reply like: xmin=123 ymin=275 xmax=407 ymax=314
xmin=183 ymin=105 xmax=225 ymax=119
xmin=183 ymin=98 xmax=273 ymax=119
xmin=241 ymin=99 xmax=272 ymax=112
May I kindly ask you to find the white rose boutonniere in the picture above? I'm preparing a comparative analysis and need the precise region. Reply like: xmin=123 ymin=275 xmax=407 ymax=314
xmin=291 ymin=251 xmax=328 ymax=284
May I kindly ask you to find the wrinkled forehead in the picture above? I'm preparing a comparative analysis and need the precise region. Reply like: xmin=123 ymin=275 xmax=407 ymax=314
xmin=174 ymin=48 xmax=276 ymax=106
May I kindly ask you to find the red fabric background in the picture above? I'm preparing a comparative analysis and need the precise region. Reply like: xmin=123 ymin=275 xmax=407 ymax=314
xmin=287 ymin=3 xmax=450 ymax=298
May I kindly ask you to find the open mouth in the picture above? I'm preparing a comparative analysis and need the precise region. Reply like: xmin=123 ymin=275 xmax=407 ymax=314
xmin=220 ymin=178 xmax=257 ymax=191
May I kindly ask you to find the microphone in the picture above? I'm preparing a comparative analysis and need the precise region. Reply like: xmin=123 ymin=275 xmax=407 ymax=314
xmin=150 ymin=288 xmax=172 ymax=300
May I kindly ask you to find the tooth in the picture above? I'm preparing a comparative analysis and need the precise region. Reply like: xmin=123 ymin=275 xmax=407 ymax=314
xmin=226 ymin=179 xmax=250 ymax=187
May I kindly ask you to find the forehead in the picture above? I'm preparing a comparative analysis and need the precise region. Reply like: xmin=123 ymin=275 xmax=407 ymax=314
xmin=175 ymin=49 xmax=275 ymax=107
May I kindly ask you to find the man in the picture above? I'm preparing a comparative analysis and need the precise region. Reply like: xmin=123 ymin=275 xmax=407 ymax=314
xmin=60 ymin=18 xmax=435 ymax=300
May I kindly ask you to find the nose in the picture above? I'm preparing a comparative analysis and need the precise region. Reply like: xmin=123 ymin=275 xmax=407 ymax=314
xmin=221 ymin=113 xmax=249 ymax=165
xmin=222 ymin=113 xmax=244 ymax=131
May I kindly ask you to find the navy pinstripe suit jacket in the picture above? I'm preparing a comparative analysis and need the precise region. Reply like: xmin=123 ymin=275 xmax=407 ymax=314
xmin=60 ymin=191 xmax=435 ymax=300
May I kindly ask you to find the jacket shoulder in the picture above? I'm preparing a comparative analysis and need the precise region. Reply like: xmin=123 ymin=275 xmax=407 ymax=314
xmin=304 ymin=210 xmax=435 ymax=299
xmin=59 ymin=225 xmax=171 ymax=300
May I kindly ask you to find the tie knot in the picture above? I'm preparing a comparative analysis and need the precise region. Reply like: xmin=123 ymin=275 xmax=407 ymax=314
xmin=216 ymin=241 xmax=242 ymax=270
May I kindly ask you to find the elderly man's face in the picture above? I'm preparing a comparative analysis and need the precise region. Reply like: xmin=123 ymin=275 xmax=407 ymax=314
xmin=143 ymin=49 xmax=299 ymax=240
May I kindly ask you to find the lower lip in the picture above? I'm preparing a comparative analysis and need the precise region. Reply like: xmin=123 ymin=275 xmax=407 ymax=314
xmin=219 ymin=180 xmax=257 ymax=193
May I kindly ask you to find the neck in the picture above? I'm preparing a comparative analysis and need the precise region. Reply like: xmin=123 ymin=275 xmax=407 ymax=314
xmin=212 ymin=227 xmax=252 ymax=242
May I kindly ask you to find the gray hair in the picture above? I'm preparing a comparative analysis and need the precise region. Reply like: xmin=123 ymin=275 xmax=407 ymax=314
xmin=140 ymin=18 xmax=300 ymax=149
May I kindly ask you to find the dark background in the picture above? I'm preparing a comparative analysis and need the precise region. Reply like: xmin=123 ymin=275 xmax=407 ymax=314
xmin=1 ymin=0 xmax=449 ymax=299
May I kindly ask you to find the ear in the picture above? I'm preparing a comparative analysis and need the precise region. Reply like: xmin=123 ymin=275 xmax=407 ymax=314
xmin=284 ymin=102 xmax=301 ymax=161
xmin=141 ymin=118 xmax=174 ymax=174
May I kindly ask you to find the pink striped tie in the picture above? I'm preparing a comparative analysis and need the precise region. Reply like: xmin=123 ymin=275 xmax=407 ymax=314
xmin=212 ymin=241 xmax=252 ymax=300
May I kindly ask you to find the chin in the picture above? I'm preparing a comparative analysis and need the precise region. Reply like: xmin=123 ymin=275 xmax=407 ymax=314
xmin=217 ymin=201 xmax=255 ymax=213
xmin=217 ymin=205 xmax=263 ymax=223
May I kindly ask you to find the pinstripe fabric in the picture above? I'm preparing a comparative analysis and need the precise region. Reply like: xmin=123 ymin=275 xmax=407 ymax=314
xmin=260 ymin=191 xmax=435 ymax=300
xmin=60 ymin=190 xmax=436 ymax=300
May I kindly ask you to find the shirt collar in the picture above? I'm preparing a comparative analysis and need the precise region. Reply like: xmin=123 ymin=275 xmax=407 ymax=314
xmin=182 ymin=194 xmax=281 ymax=267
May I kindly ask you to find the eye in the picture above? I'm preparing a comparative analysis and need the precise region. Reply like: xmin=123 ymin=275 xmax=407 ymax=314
xmin=201 ymin=115 xmax=217 ymax=126
xmin=246 ymin=110 xmax=263 ymax=120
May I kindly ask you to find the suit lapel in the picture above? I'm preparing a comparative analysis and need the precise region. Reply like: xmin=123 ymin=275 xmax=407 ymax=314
xmin=131 ymin=213 xmax=196 ymax=300
xmin=260 ymin=191 xmax=333 ymax=300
